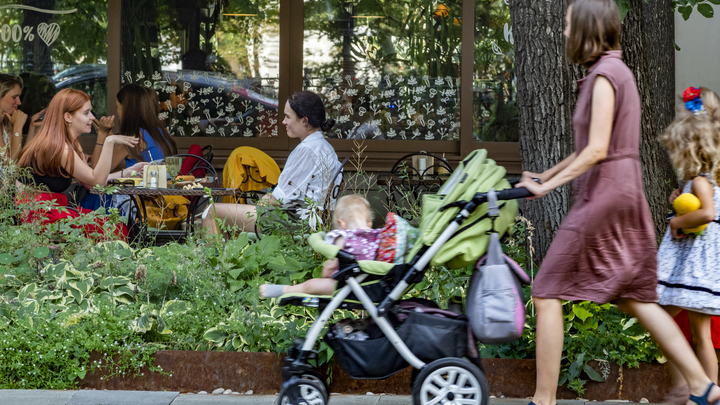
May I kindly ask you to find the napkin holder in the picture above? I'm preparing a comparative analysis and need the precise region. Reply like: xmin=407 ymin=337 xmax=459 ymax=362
xmin=143 ymin=163 xmax=168 ymax=189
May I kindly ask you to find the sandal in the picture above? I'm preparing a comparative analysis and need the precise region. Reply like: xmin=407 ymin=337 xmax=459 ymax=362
xmin=690 ymin=383 xmax=720 ymax=405
xmin=663 ymin=385 xmax=689 ymax=405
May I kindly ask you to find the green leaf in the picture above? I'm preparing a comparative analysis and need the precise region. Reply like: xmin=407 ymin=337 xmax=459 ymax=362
xmin=616 ymin=0 xmax=631 ymax=20
xmin=69 ymin=288 xmax=84 ymax=304
xmin=203 ymin=327 xmax=229 ymax=344
xmin=698 ymin=3 xmax=714 ymax=17
xmin=572 ymin=304 xmax=593 ymax=322
xmin=98 ymin=276 xmax=131 ymax=289
xmin=133 ymin=313 xmax=154 ymax=333
xmin=708 ymin=0 xmax=720 ymax=5
xmin=569 ymin=352 xmax=585 ymax=378
xmin=113 ymin=285 xmax=135 ymax=297
xmin=623 ymin=317 xmax=637 ymax=330
xmin=0 ymin=254 xmax=13 ymax=265
xmin=228 ymin=269 xmax=242 ymax=280
xmin=290 ymin=272 xmax=307 ymax=281
xmin=68 ymin=279 xmax=93 ymax=296
xmin=33 ymin=246 xmax=51 ymax=259
xmin=161 ymin=300 xmax=191 ymax=316
xmin=18 ymin=283 xmax=37 ymax=301
xmin=583 ymin=364 xmax=605 ymax=382
xmin=18 ymin=300 xmax=39 ymax=317
xmin=678 ymin=5 xmax=693 ymax=19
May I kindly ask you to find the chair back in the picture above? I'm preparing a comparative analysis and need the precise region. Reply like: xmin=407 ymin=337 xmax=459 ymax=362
xmin=181 ymin=145 xmax=214 ymax=177
xmin=325 ymin=156 xmax=349 ymax=211
xmin=171 ymin=154 xmax=217 ymax=179
xmin=223 ymin=146 xmax=280 ymax=203
xmin=387 ymin=152 xmax=453 ymax=222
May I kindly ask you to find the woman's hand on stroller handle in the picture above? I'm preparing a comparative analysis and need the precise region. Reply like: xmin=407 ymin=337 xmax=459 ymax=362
xmin=514 ymin=178 xmax=546 ymax=200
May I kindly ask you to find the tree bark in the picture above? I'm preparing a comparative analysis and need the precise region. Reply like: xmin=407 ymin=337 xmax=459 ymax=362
xmin=510 ymin=0 xmax=675 ymax=261
xmin=509 ymin=0 xmax=579 ymax=261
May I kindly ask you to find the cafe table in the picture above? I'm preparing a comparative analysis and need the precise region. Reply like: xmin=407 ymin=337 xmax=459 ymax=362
xmin=90 ymin=183 xmax=262 ymax=245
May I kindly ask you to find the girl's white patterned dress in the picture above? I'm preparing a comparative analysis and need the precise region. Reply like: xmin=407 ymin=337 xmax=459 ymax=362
xmin=657 ymin=173 xmax=720 ymax=315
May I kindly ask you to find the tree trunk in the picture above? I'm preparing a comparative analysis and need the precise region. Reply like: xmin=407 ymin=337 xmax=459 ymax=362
xmin=509 ymin=0 xmax=579 ymax=261
xmin=636 ymin=0 xmax=677 ymax=238
xmin=510 ymin=0 xmax=675 ymax=261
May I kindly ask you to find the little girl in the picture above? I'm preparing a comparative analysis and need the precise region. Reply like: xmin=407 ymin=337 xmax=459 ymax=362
xmin=261 ymin=194 xmax=414 ymax=298
xmin=658 ymin=86 xmax=720 ymax=404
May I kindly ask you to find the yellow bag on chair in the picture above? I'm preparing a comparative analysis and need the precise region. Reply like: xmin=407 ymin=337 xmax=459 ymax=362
xmin=142 ymin=195 xmax=189 ymax=230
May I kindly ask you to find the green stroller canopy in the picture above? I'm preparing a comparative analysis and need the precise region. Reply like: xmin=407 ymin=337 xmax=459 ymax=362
xmin=406 ymin=149 xmax=518 ymax=269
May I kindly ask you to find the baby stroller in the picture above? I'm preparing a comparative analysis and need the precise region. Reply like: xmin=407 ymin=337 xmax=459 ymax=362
xmin=275 ymin=149 xmax=532 ymax=405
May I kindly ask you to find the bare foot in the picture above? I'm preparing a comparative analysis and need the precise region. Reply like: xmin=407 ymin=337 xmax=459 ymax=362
xmin=260 ymin=284 xmax=267 ymax=297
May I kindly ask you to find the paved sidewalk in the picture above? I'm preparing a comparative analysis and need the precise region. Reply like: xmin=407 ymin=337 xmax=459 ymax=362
xmin=0 ymin=391 xmax=658 ymax=405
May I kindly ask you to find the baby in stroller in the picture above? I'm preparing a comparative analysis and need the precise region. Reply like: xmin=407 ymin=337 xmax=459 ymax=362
xmin=260 ymin=194 xmax=416 ymax=298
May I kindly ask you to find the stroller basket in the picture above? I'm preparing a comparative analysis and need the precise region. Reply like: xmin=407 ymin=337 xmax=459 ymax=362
xmin=326 ymin=310 xmax=468 ymax=379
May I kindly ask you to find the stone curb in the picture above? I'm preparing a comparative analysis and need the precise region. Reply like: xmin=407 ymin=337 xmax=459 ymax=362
xmin=0 ymin=391 xmax=661 ymax=405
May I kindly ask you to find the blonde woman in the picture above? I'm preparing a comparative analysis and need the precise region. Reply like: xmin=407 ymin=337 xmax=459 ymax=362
xmin=0 ymin=74 xmax=44 ymax=161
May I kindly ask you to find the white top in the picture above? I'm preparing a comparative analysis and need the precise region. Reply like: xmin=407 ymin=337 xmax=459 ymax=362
xmin=272 ymin=131 xmax=341 ymax=208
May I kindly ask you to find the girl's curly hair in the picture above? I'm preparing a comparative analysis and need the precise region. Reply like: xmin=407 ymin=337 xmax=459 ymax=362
xmin=661 ymin=88 xmax=720 ymax=181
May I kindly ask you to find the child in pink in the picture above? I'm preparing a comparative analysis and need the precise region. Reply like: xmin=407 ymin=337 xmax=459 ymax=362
xmin=260 ymin=194 xmax=412 ymax=297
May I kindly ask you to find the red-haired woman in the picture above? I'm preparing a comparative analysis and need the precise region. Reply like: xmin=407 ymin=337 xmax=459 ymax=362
xmin=16 ymin=88 xmax=147 ymax=238
xmin=515 ymin=1 xmax=720 ymax=405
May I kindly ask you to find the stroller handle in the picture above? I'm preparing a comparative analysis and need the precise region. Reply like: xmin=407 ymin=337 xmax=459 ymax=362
xmin=494 ymin=186 xmax=534 ymax=201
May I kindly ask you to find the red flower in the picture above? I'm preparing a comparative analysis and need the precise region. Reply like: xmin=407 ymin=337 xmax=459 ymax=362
xmin=684 ymin=87 xmax=701 ymax=102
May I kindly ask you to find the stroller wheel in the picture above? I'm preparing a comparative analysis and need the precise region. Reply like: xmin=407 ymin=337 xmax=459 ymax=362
xmin=300 ymin=370 xmax=329 ymax=398
xmin=279 ymin=378 xmax=328 ymax=405
xmin=412 ymin=358 xmax=489 ymax=405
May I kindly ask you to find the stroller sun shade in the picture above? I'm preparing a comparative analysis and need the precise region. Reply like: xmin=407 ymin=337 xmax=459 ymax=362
xmin=406 ymin=149 xmax=518 ymax=269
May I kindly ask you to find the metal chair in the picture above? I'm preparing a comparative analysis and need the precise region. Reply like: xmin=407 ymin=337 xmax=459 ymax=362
xmin=386 ymin=152 xmax=453 ymax=222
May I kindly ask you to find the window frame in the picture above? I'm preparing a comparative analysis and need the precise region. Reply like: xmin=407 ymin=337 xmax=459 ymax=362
xmin=88 ymin=0 xmax=520 ymax=172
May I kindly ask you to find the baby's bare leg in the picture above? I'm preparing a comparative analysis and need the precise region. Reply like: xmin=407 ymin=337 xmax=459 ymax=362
xmin=322 ymin=259 xmax=339 ymax=278
xmin=285 ymin=278 xmax=337 ymax=296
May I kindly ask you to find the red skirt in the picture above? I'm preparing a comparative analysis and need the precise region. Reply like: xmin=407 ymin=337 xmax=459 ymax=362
xmin=674 ymin=310 xmax=720 ymax=349
xmin=18 ymin=192 xmax=128 ymax=241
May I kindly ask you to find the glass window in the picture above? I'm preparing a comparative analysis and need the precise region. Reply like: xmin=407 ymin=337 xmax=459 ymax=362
xmin=473 ymin=0 xmax=517 ymax=142
xmin=119 ymin=0 xmax=280 ymax=138
xmin=0 ymin=1 xmax=108 ymax=130
xmin=303 ymin=0 xmax=462 ymax=141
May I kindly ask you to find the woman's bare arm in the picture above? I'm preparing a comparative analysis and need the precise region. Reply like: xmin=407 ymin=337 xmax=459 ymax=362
xmin=516 ymin=76 xmax=614 ymax=198
xmin=64 ymin=135 xmax=139 ymax=186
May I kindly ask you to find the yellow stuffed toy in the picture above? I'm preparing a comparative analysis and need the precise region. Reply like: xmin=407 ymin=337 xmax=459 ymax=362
xmin=673 ymin=193 xmax=707 ymax=235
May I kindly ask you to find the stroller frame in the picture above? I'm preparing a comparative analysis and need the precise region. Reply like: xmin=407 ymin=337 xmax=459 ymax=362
xmin=279 ymin=186 xmax=532 ymax=405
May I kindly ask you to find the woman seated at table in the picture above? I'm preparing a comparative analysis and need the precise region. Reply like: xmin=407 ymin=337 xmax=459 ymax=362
xmin=202 ymin=91 xmax=341 ymax=235
xmin=81 ymin=84 xmax=177 ymax=210
xmin=0 ymin=74 xmax=43 ymax=161
xmin=16 ymin=88 xmax=147 ymax=235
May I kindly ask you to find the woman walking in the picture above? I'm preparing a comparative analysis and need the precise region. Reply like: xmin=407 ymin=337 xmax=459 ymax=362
xmin=515 ymin=1 xmax=720 ymax=405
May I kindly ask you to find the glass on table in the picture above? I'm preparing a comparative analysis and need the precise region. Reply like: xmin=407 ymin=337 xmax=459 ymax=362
xmin=165 ymin=156 xmax=183 ymax=186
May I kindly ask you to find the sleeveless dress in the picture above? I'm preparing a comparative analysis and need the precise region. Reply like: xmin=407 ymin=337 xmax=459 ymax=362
xmin=657 ymin=174 xmax=720 ymax=314
xmin=531 ymin=51 xmax=659 ymax=303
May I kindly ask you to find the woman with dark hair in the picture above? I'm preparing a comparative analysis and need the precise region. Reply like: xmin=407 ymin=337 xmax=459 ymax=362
xmin=202 ymin=91 xmax=341 ymax=234
xmin=16 ymin=89 xmax=145 ymax=237
xmin=90 ymin=84 xmax=177 ymax=169
xmin=514 ymin=1 xmax=720 ymax=405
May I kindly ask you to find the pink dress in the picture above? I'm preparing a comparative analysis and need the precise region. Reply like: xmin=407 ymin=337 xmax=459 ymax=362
xmin=531 ymin=51 xmax=658 ymax=304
